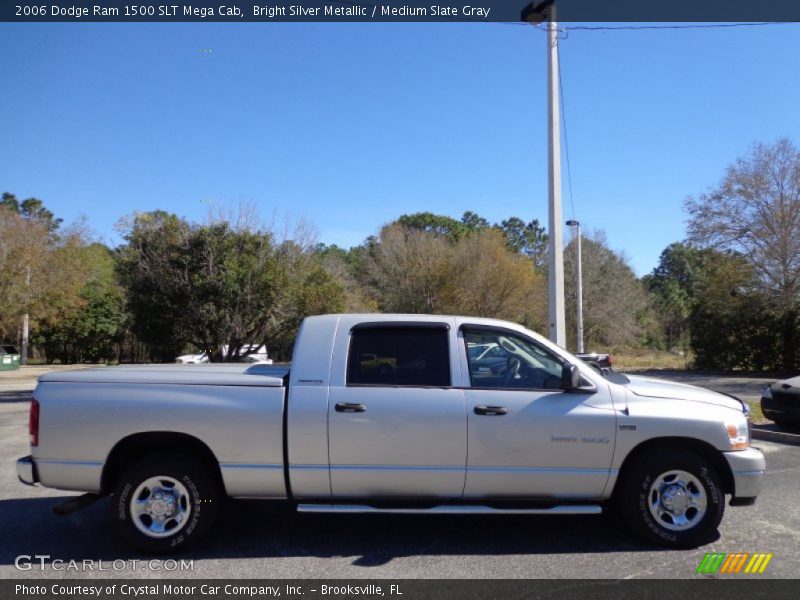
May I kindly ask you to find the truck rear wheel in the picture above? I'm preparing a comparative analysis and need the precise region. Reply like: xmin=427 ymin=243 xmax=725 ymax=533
xmin=618 ymin=449 xmax=724 ymax=548
xmin=111 ymin=452 xmax=220 ymax=554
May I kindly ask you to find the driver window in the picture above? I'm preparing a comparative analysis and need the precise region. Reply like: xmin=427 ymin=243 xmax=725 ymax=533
xmin=463 ymin=328 xmax=564 ymax=390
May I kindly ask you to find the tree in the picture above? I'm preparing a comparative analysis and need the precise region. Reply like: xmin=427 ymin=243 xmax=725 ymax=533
xmin=443 ymin=228 xmax=544 ymax=328
xmin=117 ymin=211 xmax=345 ymax=362
xmin=564 ymin=231 xmax=647 ymax=350
xmin=354 ymin=211 xmax=552 ymax=328
xmin=35 ymin=244 xmax=127 ymax=363
xmin=687 ymin=251 xmax=780 ymax=371
xmin=686 ymin=138 xmax=800 ymax=370
xmin=266 ymin=242 xmax=347 ymax=359
xmin=356 ymin=222 xmax=549 ymax=330
xmin=0 ymin=198 xmax=88 ymax=349
xmin=499 ymin=217 xmax=549 ymax=269
xmin=115 ymin=211 xmax=193 ymax=361
xmin=644 ymin=243 xmax=707 ymax=352
xmin=315 ymin=244 xmax=378 ymax=314
xmin=396 ymin=212 xmax=467 ymax=240
xmin=361 ymin=224 xmax=453 ymax=313
xmin=645 ymin=242 xmax=786 ymax=371
xmin=1 ymin=192 xmax=62 ymax=233
xmin=461 ymin=211 xmax=490 ymax=231
xmin=390 ymin=211 xmax=550 ymax=268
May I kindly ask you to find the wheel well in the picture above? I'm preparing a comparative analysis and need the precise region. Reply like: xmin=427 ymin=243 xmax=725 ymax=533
xmin=613 ymin=437 xmax=734 ymax=497
xmin=101 ymin=432 xmax=225 ymax=495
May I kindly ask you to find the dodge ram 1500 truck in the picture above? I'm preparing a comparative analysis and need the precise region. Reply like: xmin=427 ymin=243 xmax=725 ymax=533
xmin=17 ymin=314 xmax=765 ymax=553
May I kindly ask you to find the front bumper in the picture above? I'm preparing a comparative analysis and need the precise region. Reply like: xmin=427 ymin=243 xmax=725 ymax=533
xmin=761 ymin=392 xmax=800 ymax=422
xmin=723 ymin=447 xmax=765 ymax=504
xmin=17 ymin=455 xmax=39 ymax=486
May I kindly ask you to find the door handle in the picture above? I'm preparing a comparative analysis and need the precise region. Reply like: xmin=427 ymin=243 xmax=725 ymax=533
xmin=474 ymin=405 xmax=508 ymax=416
xmin=335 ymin=402 xmax=367 ymax=413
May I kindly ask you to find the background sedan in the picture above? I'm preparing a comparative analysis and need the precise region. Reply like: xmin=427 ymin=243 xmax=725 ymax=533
xmin=762 ymin=375 xmax=800 ymax=426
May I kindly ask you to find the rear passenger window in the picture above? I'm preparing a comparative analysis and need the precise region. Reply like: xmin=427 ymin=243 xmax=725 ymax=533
xmin=347 ymin=326 xmax=451 ymax=387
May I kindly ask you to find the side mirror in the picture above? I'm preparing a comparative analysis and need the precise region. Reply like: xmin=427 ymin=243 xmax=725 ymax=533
xmin=561 ymin=364 xmax=581 ymax=391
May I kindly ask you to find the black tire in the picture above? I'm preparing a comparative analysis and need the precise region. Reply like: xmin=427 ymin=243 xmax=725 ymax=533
xmin=111 ymin=452 xmax=220 ymax=554
xmin=617 ymin=449 xmax=724 ymax=548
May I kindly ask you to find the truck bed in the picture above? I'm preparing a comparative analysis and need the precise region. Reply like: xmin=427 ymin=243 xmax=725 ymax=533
xmin=33 ymin=363 xmax=290 ymax=498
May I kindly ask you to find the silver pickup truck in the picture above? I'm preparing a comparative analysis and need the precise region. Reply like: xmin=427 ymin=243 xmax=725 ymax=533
xmin=17 ymin=314 xmax=765 ymax=553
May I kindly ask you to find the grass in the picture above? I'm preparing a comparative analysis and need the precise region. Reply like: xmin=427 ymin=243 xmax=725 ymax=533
xmin=746 ymin=401 xmax=766 ymax=424
xmin=611 ymin=350 xmax=691 ymax=371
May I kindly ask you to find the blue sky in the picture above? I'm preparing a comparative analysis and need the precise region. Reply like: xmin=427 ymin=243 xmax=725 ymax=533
xmin=1 ymin=22 xmax=798 ymax=275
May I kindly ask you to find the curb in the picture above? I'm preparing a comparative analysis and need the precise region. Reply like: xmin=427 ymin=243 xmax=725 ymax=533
xmin=751 ymin=424 xmax=800 ymax=446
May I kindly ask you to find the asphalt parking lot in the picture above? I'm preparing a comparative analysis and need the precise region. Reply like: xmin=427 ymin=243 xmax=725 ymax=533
xmin=1 ymin=368 xmax=798 ymax=579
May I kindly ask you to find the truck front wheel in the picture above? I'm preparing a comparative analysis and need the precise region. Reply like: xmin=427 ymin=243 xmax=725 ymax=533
xmin=618 ymin=449 xmax=725 ymax=548
xmin=111 ymin=452 xmax=220 ymax=553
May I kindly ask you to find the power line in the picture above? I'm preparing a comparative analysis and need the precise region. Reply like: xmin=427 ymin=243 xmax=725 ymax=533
xmin=564 ymin=22 xmax=797 ymax=31
xmin=520 ymin=21 xmax=797 ymax=33
xmin=557 ymin=50 xmax=576 ymax=222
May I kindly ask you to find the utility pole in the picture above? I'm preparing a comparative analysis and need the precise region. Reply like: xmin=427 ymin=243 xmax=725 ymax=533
xmin=567 ymin=220 xmax=584 ymax=353
xmin=21 ymin=265 xmax=30 ymax=365
xmin=522 ymin=0 xmax=565 ymax=347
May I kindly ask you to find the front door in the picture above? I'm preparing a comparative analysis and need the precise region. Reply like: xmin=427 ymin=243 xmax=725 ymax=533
xmin=328 ymin=322 xmax=467 ymax=498
xmin=460 ymin=326 xmax=616 ymax=499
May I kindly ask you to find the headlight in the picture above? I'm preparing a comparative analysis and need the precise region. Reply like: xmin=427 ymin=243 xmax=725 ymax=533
xmin=725 ymin=417 xmax=750 ymax=450
xmin=762 ymin=385 xmax=773 ymax=400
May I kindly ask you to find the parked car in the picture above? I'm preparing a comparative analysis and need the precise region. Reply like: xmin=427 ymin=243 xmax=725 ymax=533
xmin=230 ymin=344 xmax=272 ymax=364
xmin=175 ymin=351 xmax=210 ymax=364
xmin=467 ymin=342 xmax=509 ymax=375
xmin=175 ymin=344 xmax=272 ymax=365
xmin=576 ymin=352 xmax=613 ymax=373
xmin=761 ymin=375 xmax=800 ymax=426
xmin=356 ymin=353 xmax=397 ymax=377
xmin=18 ymin=314 xmax=763 ymax=553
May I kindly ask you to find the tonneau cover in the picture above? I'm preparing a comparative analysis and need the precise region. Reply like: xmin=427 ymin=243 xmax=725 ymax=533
xmin=38 ymin=364 xmax=289 ymax=387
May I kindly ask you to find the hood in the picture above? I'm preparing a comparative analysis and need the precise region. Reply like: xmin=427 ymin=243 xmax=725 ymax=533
xmin=772 ymin=375 xmax=800 ymax=390
xmin=770 ymin=375 xmax=800 ymax=399
xmin=617 ymin=374 xmax=746 ymax=412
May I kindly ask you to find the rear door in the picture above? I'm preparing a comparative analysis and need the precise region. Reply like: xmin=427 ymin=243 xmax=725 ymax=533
xmin=327 ymin=319 xmax=467 ymax=498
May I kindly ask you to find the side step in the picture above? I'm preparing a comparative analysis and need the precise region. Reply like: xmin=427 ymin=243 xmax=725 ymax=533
xmin=297 ymin=504 xmax=602 ymax=515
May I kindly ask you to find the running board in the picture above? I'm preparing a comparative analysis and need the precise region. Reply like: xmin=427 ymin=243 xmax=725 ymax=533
xmin=297 ymin=504 xmax=602 ymax=515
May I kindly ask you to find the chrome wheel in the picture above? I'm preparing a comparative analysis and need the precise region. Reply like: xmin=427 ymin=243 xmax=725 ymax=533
xmin=130 ymin=475 xmax=192 ymax=538
xmin=647 ymin=469 xmax=708 ymax=532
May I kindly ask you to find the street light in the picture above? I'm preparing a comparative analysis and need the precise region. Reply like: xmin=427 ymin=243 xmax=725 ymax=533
xmin=521 ymin=0 xmax=555 ymax=24
xmin=522 ymin=0 xmax=566 ymax=347
xmin=566 ymin=220 xmax=584 ymax=354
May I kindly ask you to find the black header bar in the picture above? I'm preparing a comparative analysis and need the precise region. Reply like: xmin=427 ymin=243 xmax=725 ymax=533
xmin=3 ymin=1 xmax=800 ymax=23
xmin=3 ymin=579 xmax=800 ymax=600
